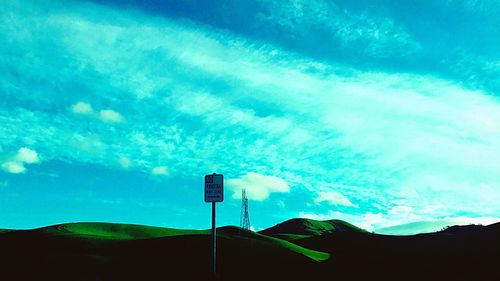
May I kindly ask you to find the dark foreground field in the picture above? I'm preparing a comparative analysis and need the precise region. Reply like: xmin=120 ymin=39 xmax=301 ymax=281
xmin=0 ymin=218 xmax=499 ymax=281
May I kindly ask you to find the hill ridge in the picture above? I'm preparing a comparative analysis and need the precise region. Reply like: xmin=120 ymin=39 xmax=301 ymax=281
xmin=260 ymin=218 xmax=366 ymax=237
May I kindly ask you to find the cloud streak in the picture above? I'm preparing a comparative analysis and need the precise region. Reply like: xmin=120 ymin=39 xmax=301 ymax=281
xmin=315 ymin=191 xmax=357 ymax=208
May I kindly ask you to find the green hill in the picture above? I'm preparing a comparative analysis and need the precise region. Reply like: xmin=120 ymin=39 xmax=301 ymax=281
xmin=0 ymin=222 xmax=329 ymax=280
xmin=217 ymin=226 xmax=329 ymax=262
xmin=259 ymin=218 xmax=366 ymax=239
xmin=1 ymin=220 xmax=499 ymax=280
xmin=51 ymin=222 xmax=208 ymax=239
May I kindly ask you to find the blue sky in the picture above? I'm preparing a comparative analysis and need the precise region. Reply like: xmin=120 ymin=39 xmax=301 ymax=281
xmin=1 ymin=0 xmax=500 ymax=234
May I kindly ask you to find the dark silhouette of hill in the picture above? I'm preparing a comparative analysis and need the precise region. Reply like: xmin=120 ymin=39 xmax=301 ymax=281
xmin=0 ymin=222 xmax=326 ymax=281
xmin=259 ymin=218 xmax=366 ymax=238
xmin=292 ymin=221 xmax=500 ymax=280
xmin=0 ymin=220 xmax=499 ymax=281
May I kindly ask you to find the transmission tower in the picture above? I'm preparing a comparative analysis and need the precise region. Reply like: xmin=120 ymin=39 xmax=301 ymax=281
xmin=240 ymin=189 xmax=251 ymax=231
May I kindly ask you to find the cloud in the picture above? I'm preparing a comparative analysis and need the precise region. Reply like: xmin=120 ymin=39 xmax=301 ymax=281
xmin=15 ymin=147 xmax=40 ymax=164
xmin=70 ymin=102 xmax=93 ymax=115
xmin=1 ymin=147 xmax=40 ymax=174
xmin=1 ymin=161 xmax=26 ymax=174
xmin=98 ymin=109 xmax=124 ymax=123
xmin=151 ymin=166 xmax=169 ymax=176
xmin=314 ymin=191 xmax=357 ymax=207
xmin=376 ymin=216 xmax=500 ymax=235
xmin=119 ymin=157 xmax=132 ymax=168
xmin=299 ymin=207 xmax=500 ymax=234
xmin=70 ymin=102 xmax=123 ymax=123
xmin=257 ymin=0 xmax=421 ymax=59
xmin=376 ymin=220 xmax=456 ymax=235
xmin=388 ymin=205 xmax=413 ymax=217
xmin=227 ymin=172 xmax=290 ymax=201
xmin=1 ymin=0 xmax=499 ymax=227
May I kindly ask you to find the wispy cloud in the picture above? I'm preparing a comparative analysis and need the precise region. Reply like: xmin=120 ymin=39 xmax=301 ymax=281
xmin=257 ymin=0 xmax=421 ymax=59
xmin=314 ymin=191 xmax=357 ymax=208
xmin=299 ymin=209 xmax=500 ymax=234
xmin=376 ymin=216 xmax=500 ymax=235
xmin=1 ymin=0 xmax=500 ymax=227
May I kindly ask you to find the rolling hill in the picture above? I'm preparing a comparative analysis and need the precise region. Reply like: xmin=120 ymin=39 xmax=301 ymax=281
xmin=259 ymin=218 xmax=366 ymax=238
xmin=0 ymin=220 xmax=499 ymax=280
xmin=0 ymin=222 xmax=328 ymax=281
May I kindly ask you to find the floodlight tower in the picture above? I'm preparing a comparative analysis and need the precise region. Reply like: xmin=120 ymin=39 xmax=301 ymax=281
xmin=240 ymin=189 xmax=251 ymax=231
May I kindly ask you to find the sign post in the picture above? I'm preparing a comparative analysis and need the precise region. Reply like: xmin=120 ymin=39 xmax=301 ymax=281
xmin=204 ymin=173 xmax=223 ymax=277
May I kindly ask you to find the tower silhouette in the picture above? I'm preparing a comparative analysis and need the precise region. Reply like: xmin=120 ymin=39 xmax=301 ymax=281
xmin=240 ymin=189 xmax=251 ymax=231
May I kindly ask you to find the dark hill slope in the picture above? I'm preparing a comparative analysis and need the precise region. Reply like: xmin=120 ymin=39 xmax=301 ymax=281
xmin=293 ymin=222 xmax=500 ymax=280
xmin=0 ymin=223 xmax=328 ymax=281
xmin=1 ymin=220 xmax=499 ymax=281
xmin=259 ymin=218 xmax=365 ymax=240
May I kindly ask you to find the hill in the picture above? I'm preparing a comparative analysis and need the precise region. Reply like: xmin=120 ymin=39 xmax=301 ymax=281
xmin=1 ymin=219 xmax=499 ymax=280
xmin=259 ymin=218 xmax=365 ymax=240
xmin=289 ymin=221 xmax=500 ymax=280
xmin=0 ymin=222 xmax=328 ymax=281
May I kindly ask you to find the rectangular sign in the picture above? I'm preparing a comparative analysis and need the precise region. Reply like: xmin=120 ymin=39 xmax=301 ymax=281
xmin=205 ymin=173 xmax=224 ymax=202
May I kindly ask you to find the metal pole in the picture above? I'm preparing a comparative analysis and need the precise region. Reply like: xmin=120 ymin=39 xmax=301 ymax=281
xmin=212 ymin=201 xmax=216 ymax=277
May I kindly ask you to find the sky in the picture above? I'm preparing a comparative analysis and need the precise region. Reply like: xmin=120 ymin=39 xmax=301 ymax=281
xmin=1 ymin=0 xmax=500 ymax=235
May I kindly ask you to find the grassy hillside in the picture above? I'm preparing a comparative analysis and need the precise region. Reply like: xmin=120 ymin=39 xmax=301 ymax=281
xmin=0 ymin=222 xmax=328 ymax=281
xmin=291 ymin=222 xmax=500 ymax=280
xmin=0 ymin=220 xmax=499 ymax=280
xmin=53 ymin=222 xmax=209 ymax=239
xmin=259 ymin=218 xmax=366 ymax=238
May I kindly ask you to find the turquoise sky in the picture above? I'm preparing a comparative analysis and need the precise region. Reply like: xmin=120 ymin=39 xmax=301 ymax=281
xmin=1 ymin=0 xmax=500 ymax=234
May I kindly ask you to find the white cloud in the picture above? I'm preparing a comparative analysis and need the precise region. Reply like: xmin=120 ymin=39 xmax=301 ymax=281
xmin=152 ymin=166 xmax=169 ymax=176
xmin=15 ymin=147 xmax=40 ymax=164
xmin=70 ymin=102 xmax=123 ymax=123
xmin=314 ymin=191 xmax=357 ymax=207
xmin=99 ymin=109 xmax=124 ymax=123
xmin=360 ymin=212 xmax=387 ymax=231
xmin=1 ymin=147 xmax=40 ymax=174
xmin=300 ymin=209 xmax=500 ymax=234
xmin=1 ymin=161 xmax=26 ymax=174
xmin=298 ymin=211 xmax=335 ymax=221
xmin=70 ymin=102 xmax=93 ymax=115
xmin=388 ymin=205 xmax=413 ymax=217
xmin=376 ymin=216 xmax=500 ymax=235
xmin=445 ymin=216 xmax=500 ymax=227
xmin=119 ymin=156 xmax=132 ymax=168
xmin=227 ymin=172 xmax=290 ymax=201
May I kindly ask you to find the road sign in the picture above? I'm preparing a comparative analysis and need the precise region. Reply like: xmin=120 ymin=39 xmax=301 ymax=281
xmin=204 ymin=173 xmax=223 ymax=277
xmin=205 ymin=173 xmax=224 ymax=202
